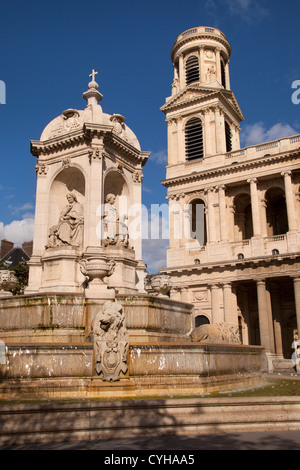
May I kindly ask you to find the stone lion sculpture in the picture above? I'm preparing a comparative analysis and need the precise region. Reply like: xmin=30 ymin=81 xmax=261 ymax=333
xmin=190 ymin=322 xmax=241 ymax=344
xmin=91 ymin=300 xmax=129 ymax=381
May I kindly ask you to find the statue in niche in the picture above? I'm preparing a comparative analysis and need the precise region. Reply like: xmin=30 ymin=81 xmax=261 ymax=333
xmin=92 ymin=300 xmax=129 ymax=381
xmin=102 ymin=193 xmax=129 ymax=248
xmin=46 ymin=192 xmax=84 ymax=248
xmin=206 ymin=65 xmax=216 ymax=82
xmin=103 ymin=194 xmax=117 ymax=244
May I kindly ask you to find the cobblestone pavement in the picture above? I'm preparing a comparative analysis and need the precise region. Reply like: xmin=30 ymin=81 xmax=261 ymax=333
xmin=1 ymin=431 xmax=300 ymax=450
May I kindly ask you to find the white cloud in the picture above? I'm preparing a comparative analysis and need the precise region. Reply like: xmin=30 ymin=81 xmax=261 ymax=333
xmin=140 ymin=207 xmax=169 ymax=272
xmin=142 ymin=239 xmax=169 ymax=272
xmin=150 ymin=150 xmax=168 ymax=165
xmin=0 ymin=217 xmax=34 ymax=246
xmin=8 ymin=202 xmax=35 ymax=215
xmin=241 ymin=122 xmax=298 ymax=147
xmin=224 ymin=0 xmax=268 ymax=19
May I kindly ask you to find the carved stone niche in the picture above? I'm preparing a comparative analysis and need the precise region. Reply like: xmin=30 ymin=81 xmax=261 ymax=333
xmin=91 ymin=300 xmax=129 ymax=381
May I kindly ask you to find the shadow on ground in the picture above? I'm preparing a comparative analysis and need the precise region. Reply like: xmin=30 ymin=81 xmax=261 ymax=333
xmin=1 ymin=431 xmax=300 ymax=450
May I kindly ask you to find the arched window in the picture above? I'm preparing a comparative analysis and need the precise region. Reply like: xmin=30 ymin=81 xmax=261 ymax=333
xmin=186 ymin=55 xmax=200 ymax=85
xmin=185 ymin=117 xmax=204 ymax=160
xmin=225 ymin=121 xmax=232 ymax=152
xmin=190 ymin=198 xmax=207 ymax=245
xmin=233 ymin=193 xmax=253 ymax=241
xmin=195 ymin=315 xmax=210 ymax=328
xmin=265 ymin=187 xmax=288 ymax=236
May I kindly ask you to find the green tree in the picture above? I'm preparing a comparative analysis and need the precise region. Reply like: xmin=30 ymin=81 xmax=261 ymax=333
xmin=11 ymin=261 xmax=29 ymax=295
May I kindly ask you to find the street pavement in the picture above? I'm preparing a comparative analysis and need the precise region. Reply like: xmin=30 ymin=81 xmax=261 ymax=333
xmin=1 ymin=431 xmax=300 ymax=450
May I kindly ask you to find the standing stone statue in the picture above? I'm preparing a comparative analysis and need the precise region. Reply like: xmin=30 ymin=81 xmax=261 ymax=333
xmin=102 ymin=193 xmax=129 ymax=247
xmin=91 ymin=300 xmax=129 ymax=381
xmin=102 ymin=194 xmax=117 ymax=245
xmin=46 ymin=193 xmax=84 ymax=248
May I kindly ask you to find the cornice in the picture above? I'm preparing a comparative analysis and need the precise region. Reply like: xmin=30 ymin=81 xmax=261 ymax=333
xmin=31 ymin=122 xmax=150 ymax=166
xmin=171 ymin=31 xmax=231 ymax=63
xmin=162 ymin=149 xmax=300 ymax=189
xmin=161 ymin=252 xmax=300 ymax=277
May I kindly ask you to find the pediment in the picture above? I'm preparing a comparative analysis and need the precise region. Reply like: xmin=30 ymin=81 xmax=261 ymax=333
xmin=161 ymin=86 xmax=216 ymax=111
xmin=161 ymin=85 xmax=244 ymax=121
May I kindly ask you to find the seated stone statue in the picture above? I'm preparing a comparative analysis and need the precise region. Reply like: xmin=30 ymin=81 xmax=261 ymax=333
xmin=46 ymin=192 xmax=84 ymax=248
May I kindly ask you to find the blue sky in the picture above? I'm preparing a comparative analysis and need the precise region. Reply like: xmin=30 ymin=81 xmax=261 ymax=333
xmin=0 ymin=0 xmax=300 ymax=271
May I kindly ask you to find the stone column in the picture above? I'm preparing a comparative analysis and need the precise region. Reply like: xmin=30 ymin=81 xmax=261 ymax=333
xmin=247 ymin=178 xmax=261 ymax=236
xmin=293 ymin=277 xmax=300 ymax=335
xmin=199 ymin=46 xmax=205 ymax=83
xmin=214 ymin=107 xmax=226 ymax=153
xmin=167 ymin=119 xmax=176 ymax=165
xmin=282 ymin=171 xmax=297 ymax=231
xmin=260 ymin=197 xmax=269 ymax=237
xmin=177 ymin=117 xmax=184 ymax=163
xmin=228 ymin=202 xmax=236 ymax=241
xmin=204 ymin=108 xmax=212 ymax=156
xmin=210 ymin=284 xmax=221 ymax=323
xmin=225 ymin=60 xmax=230 ymax=89
xmin=256 ymin=279 xmax=275 ymax=352
xmin=179 ymin=55 xmax=184 ymax=90
xmin=206 ymin=188 xmax=216 ymax=242
xmin=223 ymin=283 xmax=232 ymax=323
xmin=269 ymin=282 xmax=283 ymax=356
xmin=86 ymin=145 xmax=104 ymax=250
xmin=215 ymin=47 xmax=221 ymax=84
xmin=218 ymin=185 xmax=228 ymax=241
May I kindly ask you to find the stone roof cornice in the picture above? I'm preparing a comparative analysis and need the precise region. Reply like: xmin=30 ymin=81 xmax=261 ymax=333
xmin=171 ymin=29 xmax=231 ymax=63
xmin=162 ymin=148 xmax=300 ymax=189
xmin=31 ymin=122 xmax=150 ymax=166
xmin=161 ymin=252 xmax=300 ymax=277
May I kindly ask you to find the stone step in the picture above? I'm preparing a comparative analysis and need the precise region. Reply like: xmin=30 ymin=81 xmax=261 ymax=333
xmin=0 ymin=396 xmax=300 ymax=446
xmin=272 ymin=359 xmax=296 ymax=374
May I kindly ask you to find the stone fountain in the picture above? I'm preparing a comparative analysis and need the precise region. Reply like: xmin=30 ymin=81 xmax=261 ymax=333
xmin=0 ymin=72 xmax=263 ymax=400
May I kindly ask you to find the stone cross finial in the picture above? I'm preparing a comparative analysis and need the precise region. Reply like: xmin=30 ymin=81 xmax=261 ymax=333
xmin=89 ymin=69 xmax=98 ymax=82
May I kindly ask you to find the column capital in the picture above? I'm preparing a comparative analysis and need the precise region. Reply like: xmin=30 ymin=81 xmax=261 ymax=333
xmin=247 ymin=177 xmax=258 ymax=184
xmin=281 ymin=170 xmax=292 ymax=177
xmin=222 ymin=282 xmax=232 ymax=288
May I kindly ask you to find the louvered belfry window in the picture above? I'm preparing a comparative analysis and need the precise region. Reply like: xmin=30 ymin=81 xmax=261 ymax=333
xmin=186 ymin=55 xmax=200 ymax=85
xmin=221 ymin=59 xmax=226 ymax=88
xmin=225 ymin=121 xmax=232 ymax=152
xmin=185 ymin=117 xmax=204 ymax=160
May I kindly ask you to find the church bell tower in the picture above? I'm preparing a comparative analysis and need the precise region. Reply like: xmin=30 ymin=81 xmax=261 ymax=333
xmin=161 ymin=26 xmax=244 ymax=165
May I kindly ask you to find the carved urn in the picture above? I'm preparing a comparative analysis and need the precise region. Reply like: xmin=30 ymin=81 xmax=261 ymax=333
xmin=0 ymin=269 xmax=18 ymax=297
xmin=150 ymin=274 xmax=172 ymax=297
xmin=79 ymin=256 xmax=115 ymax=285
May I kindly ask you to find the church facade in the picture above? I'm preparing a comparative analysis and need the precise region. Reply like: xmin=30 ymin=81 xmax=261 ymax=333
xmin=161 ymin=27 xmax=300 ymax=361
